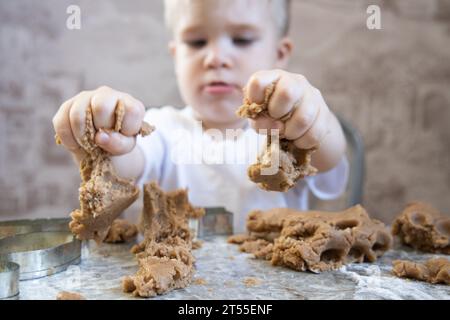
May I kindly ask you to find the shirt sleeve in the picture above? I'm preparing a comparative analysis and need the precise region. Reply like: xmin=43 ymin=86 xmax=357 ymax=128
xmin=304 ymin=155 xmax=349 ymax=200
xmin=135 ymin=108 xmax=166 ymax=188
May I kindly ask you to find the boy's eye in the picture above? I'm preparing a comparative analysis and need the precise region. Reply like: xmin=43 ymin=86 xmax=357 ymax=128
xmin=232 ymin=37 xmax=255 ymax=47
xmin=185 ymin=39 xmax=207 ymax=48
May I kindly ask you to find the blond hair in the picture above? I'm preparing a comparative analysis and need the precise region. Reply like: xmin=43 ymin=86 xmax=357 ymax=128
xmin=164 ymin=0 xmax=291 ymax=37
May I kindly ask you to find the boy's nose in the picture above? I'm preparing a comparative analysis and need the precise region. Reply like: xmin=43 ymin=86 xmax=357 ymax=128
xmin=203 ymin=43 xmax=232 ymax=69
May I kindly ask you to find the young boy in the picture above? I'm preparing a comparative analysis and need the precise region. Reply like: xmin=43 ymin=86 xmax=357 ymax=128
xmin=52 ymin=0 xmax=348 ymax=233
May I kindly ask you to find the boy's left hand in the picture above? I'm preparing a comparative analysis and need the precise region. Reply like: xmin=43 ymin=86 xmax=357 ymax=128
xmin=244 ymin=69 xmax=331 ymax=150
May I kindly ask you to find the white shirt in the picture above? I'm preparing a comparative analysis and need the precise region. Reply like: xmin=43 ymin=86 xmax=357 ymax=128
xmin=136 ymin=106 xmax=349 ymax=233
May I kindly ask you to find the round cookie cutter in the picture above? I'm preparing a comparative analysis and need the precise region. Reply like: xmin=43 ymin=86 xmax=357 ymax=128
xmin=0 ymin=231 xmax=81 ymax=280
xmin=0 ymin=261 xmax=20 ymax=299
xmin=0 ymin=218 xmax=71 ymax=239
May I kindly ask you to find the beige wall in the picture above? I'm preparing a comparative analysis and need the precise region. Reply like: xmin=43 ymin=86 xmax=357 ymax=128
xmin=0 ymin=0 xmax=449 ymax=223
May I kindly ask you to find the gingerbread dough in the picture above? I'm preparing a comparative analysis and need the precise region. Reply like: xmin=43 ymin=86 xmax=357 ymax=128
xmin=104 ymin=219 xmax=138 ymax=243
xmin=236 ymin=82 xmax=317 ymax=192
xmin=192 ymin=240 xmax=204 ymax=250
xmin=57 ymin=100 xmax=154 ymax=243
xmin=56 ymin=291 xmax=86 ymax=300
xmin=193 ymin=278 xmax=207 ymax=285
xmin=392 ymin=258 xmax=450 ymax=285
xmin=392 ymin=202 xmax=450 ymax=254
xmin=229 ymin=205 xmax=392 ymax=272
xmin=243 ymin=277 xmax=262 ymax=287
xmin=122 ymin=182 xmax=204 ymax=297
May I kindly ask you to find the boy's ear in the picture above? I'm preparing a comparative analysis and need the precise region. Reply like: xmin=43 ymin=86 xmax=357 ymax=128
xmin=168 ymin=40 xmax=176 ymax=57
xmin=275 ymin=37 xmax=293 ymax=69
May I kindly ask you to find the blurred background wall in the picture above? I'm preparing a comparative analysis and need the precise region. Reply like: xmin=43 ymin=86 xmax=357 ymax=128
xmin=0 ymin=0 xmax=449 ymax=223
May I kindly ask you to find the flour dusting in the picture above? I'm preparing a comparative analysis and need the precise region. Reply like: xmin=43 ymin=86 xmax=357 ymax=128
xmin=339 ymin=264 xmax=450 ymax=300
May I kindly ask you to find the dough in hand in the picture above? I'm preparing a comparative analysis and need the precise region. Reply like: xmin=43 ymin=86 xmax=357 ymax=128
xmin=236 ymin=82 xmax=317 ymax=192
xmin=62 ymin=100 xmax=154 ymax=243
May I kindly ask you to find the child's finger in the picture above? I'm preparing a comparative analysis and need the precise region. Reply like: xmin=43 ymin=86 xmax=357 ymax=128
xmin=293 ymin=98 xmax=330 ymax=150
xmin=245 ymin=69 xmax=283 ymax=104
xmin=267 ymin=74 xmax=306 ymax=120
xmin=283 ymin=88 xmax=318 ymax=141
xmin=91 ymin=86 xmax=119 ymax=131
xmin=95 ymin=130 xmax=136 ymax=156
xmin=120 ymin=93 xmax=146 ymax=136
xmin=250 ymin=115 xmax=284 ymax=135
xmin=53 ymin=98 xmax=81 ymax=152
xmin=69 ymin=91 xmax=93 ymax=146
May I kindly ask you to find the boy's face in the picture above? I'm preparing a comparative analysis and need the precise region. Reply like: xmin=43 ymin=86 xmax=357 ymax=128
xmin=169 ymin=0 xmax=292 ymax=128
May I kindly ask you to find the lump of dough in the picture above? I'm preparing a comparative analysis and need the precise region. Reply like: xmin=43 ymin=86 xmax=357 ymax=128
xmin=392 ymin=202 xmax=450 ymax=254
xmin=122 ymin=182 xmax=204 ymax=298
xmin=229 ymin=205 xmax=392 ymax=273
xmin=392 ymin=258 xmax=449 ymax=285
xmin=104 ymin=219 xmax=138 ymax=243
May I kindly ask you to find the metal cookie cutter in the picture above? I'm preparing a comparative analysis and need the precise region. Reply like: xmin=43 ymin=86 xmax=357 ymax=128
xmin=189 ymin=207 xmax=233 ymax=239
xmin=0 ymin=231 xmax=81 ymax=280
xmin=0 ymin=261 xmax=20 ymax=299
xmin=0 ymin=218 xmax=71 ymax=240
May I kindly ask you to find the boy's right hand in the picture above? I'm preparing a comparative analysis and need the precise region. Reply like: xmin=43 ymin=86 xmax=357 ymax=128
xmin=52 ymin=86 xmax=146 ymax=158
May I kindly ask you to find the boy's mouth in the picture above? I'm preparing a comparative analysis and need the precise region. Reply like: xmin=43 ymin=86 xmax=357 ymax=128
xmin=202 ymin=81 xmax=239 ymax=95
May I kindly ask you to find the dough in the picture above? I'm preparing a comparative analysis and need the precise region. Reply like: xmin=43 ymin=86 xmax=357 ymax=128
xmin=236 ymin=82 xmax=317 ymax=192
xmin=242 ymin=277 xmax=262 ymax=287
xmin=122 ymin=182 xmax=204 ymax=297
xmin=56 ymin=291 xmax=86 ymax=300
xmin=104 ymin=219 xmax=138 ymax=243
xmin=392 ymin=258 xmax=450 ymax=285
xmin=193 ymin=278 xmax=207 ymax=285
xmin=392 ymin=202 xmax=450 ymax=254
xmin=192 ymin=240 xmax=203 ymax=250
xmin=228 ymin=234 xmax=253 ymax=244
xmin=61 ymin=100 xmax=154 ymax=243
xmin=229 ymin=205 xmax=392 ymax=272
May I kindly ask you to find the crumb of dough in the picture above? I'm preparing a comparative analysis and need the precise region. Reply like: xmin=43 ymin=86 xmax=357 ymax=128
xmin=104 ymin=219 xmax=138 ymax=243
xmin=236 ymin=82 xmax=317 ymax=192
xmin=139 ymin=121 xmax=155 ymax=136
xmin=392 ymin=258 xmax=449 ymax=285
xmin=55 ymin=134 xmax=62 ymax=145
xmin=230 ymin=205 xmax=392 ymax=273
xmin=243 ymin=277 xmax=262 ymax=287
xmin=122 ymin=182 xmax=205 ymax=297
xmin=63 ymin=99 xmax=154 ymax=243
xmin=227 ymin=234 xmax=254 ymax=244
xmin=193 ymin=278 xmax=208 ymax=285
xmin=56 ymin=291 xmax=86 ymax=300
xmin=392 ymin=202 xmax=450 ymax=254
